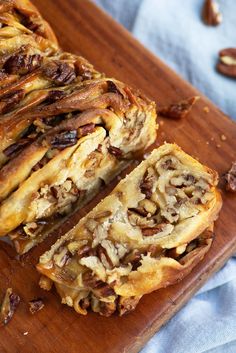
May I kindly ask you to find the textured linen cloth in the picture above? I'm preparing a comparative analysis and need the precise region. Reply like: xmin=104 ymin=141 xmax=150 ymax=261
xmin=93 ymin=1 xmax=236 ymax=352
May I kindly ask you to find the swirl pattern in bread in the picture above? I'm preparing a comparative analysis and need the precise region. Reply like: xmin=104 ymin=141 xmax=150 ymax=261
xmin=37 ymin=144 xmax=222 ymax=316
xmin=0 ymin=1 xmax=157 ymax=253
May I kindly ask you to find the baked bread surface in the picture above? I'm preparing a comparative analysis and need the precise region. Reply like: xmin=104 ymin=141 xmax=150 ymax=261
xmin=0 ymin=1 xmax=157 ymax=253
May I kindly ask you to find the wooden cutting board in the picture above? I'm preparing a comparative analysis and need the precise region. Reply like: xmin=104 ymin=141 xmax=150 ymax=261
xmin=1 ymin=1 xmax=236 ymax=352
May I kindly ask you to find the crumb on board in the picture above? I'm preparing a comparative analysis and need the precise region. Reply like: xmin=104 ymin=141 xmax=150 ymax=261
xmin=206 ymin=141 xmax=209 ymax=145
xmin=29 ymin=298 xmax=44 ymax=314
xmin=23 ymin=332 xmax=29 ymax=336
xmin=159 ymin=120 xmax=164 ymax=126
xmin=210 ymin=137 xmax=214 ymax=141
xmin=221 ymin=134 xmax=227 ymax=141
xmin=216 ymin=144 xmax=221 ymax=148
xmin=203 ymin=106 xmax=210 ymax=113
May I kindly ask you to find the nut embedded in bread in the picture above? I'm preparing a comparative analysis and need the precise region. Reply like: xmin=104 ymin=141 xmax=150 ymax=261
xmin=37 ymin=143 xmax=222 ymax=316
xmin=0 ymin=1 xmax=157 ymax=253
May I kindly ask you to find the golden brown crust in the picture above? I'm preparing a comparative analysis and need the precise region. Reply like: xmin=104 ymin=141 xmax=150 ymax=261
xmin=115 ymin=238 xmax=212 ymax=297
xmin=1 ymin=0 xmax=58 ymax=44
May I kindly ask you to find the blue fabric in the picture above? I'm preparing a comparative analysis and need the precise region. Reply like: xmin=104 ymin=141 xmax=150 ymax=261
xmin=94 ymin=0 xmax=236 ymax=120
xmin=93 ymin=1 xmax=236 ymax=352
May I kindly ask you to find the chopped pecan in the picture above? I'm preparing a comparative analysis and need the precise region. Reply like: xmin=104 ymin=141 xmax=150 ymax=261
xmin=224 ymin=161 xmax=236 ymax=192
xmin=118 ymin=296 xmax=140 ymax=316
xmin=140 ymin=168 xmax=155 ymax=199
xmin=202 ymin=0 xmax=222 ymax=26
xmin=97 ymin=244 xmax=113 ymax=269
xmin=74 ymin=60 xmax=93 ymax=80
xmin=50 ymin=179 xmax=79 ymax=199
xmin=3 ymin=54 xmax=42 ymax=75
xmin=56 ymin=268 xmax=77 ymax=283
xmin=99 ymin=301 xmax=116 ymax=317
xmin=29 ymin=298 xmax=44 ymax=314
xmin=108 ymin=146 xmax=123 ymax=158
xmin=84 ymin=151 xmax=103 ymax=178
xmin=77 ymin=245 xmax=95 ymax=259
xmin=32 ymin=156 xmax=50 ymax=172
xmin=142 ymin=223 xmax=166 ymax=236
xmin=78 ymin=123 xmax=95 ymax=137
xmin=138 ymin=199 xmax=157 ymax=216
xmin=128 ymin=207 xmax=149 ymax=217
xmin=0 ymin=89 xmax=25 ymax=114
xmin=94 ymin=282 xmax=115 ymax=298
xmin=217 ymin=48 xmax=236 ymax=78
xmin=162 ymin=159 xmax=175 ymax=170
xmin=82 ymin=272 xmax=115 ymax=297
xmin=80 ymin=297 xmax=90 ymax=310
xmin=39 ymin=276 xmax=53 ymax=291
xmin=158 ymin=96 xmax=200 ymax=119
xmin=51 ymin=130 xmax=78 ymax=149
xmin=148 ymin=244 xmax=163 ymax=257
xmin=47 ymin=90 xmax=65 ymax=103
xmin=184 ymin=174 xmax=196 ymax=184
xmin=21 ymin=14 xmax=41 ymax=33
xmin=3 ymin=139 xmax=30 ymax=158
xmin=122 ymin=249 xmax=142 ymax=270
xmin=53 ymin=249 xmax=71 ymax=268
xmin=0 ymin=288 xmax=20 ymax=326
xmin=43 ymin=61 xmax=76 ymax=85
xmin=107 ymin=81 xmax=123 ymax=96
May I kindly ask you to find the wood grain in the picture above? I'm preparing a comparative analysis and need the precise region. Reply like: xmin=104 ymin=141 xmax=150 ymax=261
xmin=0 ymin=1 xmax=235 ymax=352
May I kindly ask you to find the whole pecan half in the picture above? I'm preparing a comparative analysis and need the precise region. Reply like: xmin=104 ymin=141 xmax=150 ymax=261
xmin=224 ymin=161 xmax=236 ymax=192
xmin=158 ymin=96 xmax=200 ymax=120
xmin=0 ymin=89 xmax=25 ymax=114
xmin=217 ymin=48 xmax=236 ymax=78
xmin=29 ymin=298 xmax=44 ymax=314
xmin=0 ymin=288 xmax=20 ymax=326
xmin=43 ymin=61 xmax=76 ymax=85
xmin=51 ymin=130 xmax=78 ymax=149
xmin=3 ymin=54 xmax=42 ymax=75
xmin=202 ymin=0 xmax=222 ymax=26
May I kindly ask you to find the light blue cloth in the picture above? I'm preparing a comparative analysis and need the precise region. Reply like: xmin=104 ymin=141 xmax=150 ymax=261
xmin=93 ymin=1 xmax=236 ymax=352
xmin=94 ymin=0 xmax=236 ymax=120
